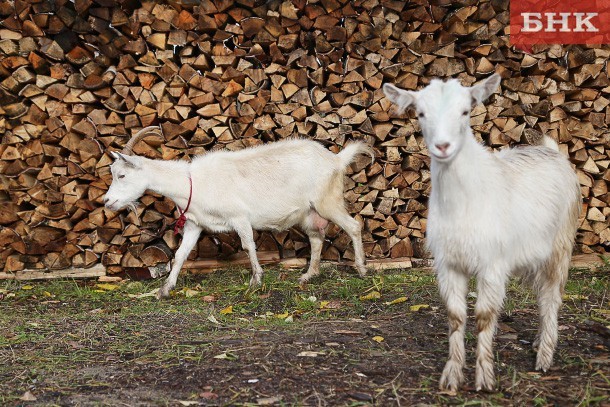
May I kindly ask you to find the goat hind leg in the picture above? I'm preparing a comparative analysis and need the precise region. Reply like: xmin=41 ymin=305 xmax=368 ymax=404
xmin=535 ymin=254 xmax=568 ymax=371
xmin=299 ymin=229 xmax=324 ymax=284
xmin=158 ymin=221 xmax=202 ymax=299
xmin=322 ymin=208 xmax=367 ymax=277
xmin=438 ymin=267 xmax=469 ymax=392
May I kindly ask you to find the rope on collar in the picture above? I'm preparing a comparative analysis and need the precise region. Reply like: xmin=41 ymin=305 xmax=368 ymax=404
xmin=174 ymin=175 xmax=193 ymax=235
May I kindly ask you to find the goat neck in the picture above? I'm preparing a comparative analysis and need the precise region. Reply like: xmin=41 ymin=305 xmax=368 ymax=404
xmin=430 ymin=134 xmax=499 ymax=213
xmin=143 ymin=158 xmax=192 ymax=211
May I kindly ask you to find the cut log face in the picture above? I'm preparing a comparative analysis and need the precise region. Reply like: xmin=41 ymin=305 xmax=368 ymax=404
xmin=0 ymin=1 xmax=608 ymax=275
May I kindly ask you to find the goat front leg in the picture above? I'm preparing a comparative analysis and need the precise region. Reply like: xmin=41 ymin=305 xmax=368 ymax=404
xmin=438 ymin=266 xmax=469 ymax=392
xmin=158 ymin=221 xmax=202 ymax=299
xmin=474 ymin=272 xmax=507 ymax=391
xmin=234 ymin=221 xmax=264 ymax=287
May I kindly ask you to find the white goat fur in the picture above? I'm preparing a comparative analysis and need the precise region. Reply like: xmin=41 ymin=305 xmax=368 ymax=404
xmin=383 ymin=75 xmax=581 ymax=392
xmin=104 ymin=138 xmax=373 ymax=298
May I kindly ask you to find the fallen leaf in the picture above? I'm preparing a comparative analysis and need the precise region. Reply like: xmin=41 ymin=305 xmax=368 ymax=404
xmin=284 ymin=315 xmax=294 ymax=323
xmin=96 ymin=283 xmax=120 ymax=291
xmin=202 ymin=295 xmax=216 ymax=302
xmin=21 ymin=285 xmax=34 ymax=290
xmin=98 ymin=276 xmax=123 ymax=282
xmin=127 ymin=288 xmax=159 ymax=299
xmin=199 ymin=391 xmax=218 ymax=400
xmin=182 ymin=288 xmax=199 ymax=298
xmin=213 ymin=352 xmax=238 ymax=360
xmin=20 ymin=391 xmax=36 ymax=401
xmin=275 ymin=312 xmax=290 ymax=319
xmin=360 ymin=291 xmax=381 ymax=301
xmin=177 ymin=400 xmax=199 ymax=406
xmin=372 ymin=336 xmax=384 ymax=343
xmin=526 ymin=372 xmax=542 ymax=378
xmin=297 ymin=351 xmax=324 ymax=357
xmin=385 ymin=296 xmax=408 ymax=305
xmin=497 ymin=333 xmax=518 ymax=341
xmin=207 ymin=315 xmax=219 ymax=324
xmin=498 ymin=322 xmax=516 ymax=333
xmin=257 ymin=396 xmax=282 ymax=405
xmin=220 ymin=305 xmax=233 ymax=315
xmin=563 ymin=294 xmax=588 ymax=300
xmin=410 ymin=304 xmax=430 ymax=312
xmin=319 ymin=300 xmax=342 ymax=309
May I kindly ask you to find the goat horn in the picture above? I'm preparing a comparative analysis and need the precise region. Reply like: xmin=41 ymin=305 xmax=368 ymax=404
xmin=121 ymin=126 xmax=164 ymax=155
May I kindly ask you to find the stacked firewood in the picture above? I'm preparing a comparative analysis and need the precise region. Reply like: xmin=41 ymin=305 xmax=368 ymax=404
xmin=1 ymin=0 xmax=608 ymax=274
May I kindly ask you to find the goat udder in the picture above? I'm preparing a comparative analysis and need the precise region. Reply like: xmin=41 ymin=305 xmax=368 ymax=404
xmin=308 ymin=210 xmax=329 ymax=234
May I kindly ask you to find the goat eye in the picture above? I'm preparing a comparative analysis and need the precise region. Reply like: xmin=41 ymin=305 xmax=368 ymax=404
xmin=418 ymin=112 xmax=425 ymax=119
xmin=462 ymin=111 xmax=469 ymax=116
xmin=118 ymin=175 xmax=125 ymax=179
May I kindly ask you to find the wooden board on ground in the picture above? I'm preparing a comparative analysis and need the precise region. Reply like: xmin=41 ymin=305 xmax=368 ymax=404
xmin=0 ymin=254 xmax=604 ymax=280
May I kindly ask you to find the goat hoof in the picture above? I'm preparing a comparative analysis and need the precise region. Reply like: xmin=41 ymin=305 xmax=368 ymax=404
xmin=535 ymin=352 xmax=553 ymax=372
xmin=299 ymin=269 xmax=319 ymax=284
xmin=439 ymin=360 xmax=464 ymax=392
xmin=356 ymin=267 xmax=368 ymax=277
xmin=475 ymin=362 xmax=496 ymax=392
xmin=249 ymin=276 xmax=262 ymax=287
xmin=157 ymin=285 xmax=172 ymax=299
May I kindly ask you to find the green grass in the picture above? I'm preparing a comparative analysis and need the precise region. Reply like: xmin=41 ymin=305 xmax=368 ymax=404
xmin=0 ymin=264 xmax=608 ymax=405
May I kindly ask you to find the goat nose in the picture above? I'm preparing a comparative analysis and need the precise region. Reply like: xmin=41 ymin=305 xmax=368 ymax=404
xmin=435 ymin=143 xmax=450 ymax=153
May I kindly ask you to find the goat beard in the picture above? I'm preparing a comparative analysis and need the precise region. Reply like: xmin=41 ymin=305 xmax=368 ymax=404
xmin=127 ymin=202 xmax=139 ymax=216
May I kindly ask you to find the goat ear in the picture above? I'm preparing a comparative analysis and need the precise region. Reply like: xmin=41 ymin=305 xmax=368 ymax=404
xmin=111 ymin=152 xmax=139 ymax=168
xmin=383 ymin=83 xmax=417 ymax=113
xmin=470 ymin=73 xmax=501 ymax=107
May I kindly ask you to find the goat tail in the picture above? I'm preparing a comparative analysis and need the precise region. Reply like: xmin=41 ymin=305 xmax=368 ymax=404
xmin=542 ymin=136 xmax=559 ymax=151
xmin=337 ymin=142 xmax=375 ymax=168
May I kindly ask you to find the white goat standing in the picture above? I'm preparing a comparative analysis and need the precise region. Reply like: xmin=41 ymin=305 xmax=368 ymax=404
xmin=383 ymin=74 xmax=581 ymax=392
xmin=103 ymin=129 xmax=373 ymax=298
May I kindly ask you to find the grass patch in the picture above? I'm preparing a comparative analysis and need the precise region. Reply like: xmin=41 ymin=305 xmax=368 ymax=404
xmin=0 ymin=265 xmax=608 ymax=406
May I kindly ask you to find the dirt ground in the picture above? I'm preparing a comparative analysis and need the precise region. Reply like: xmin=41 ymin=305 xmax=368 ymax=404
xmin=1 ymin=267 xmax=609 ymax=406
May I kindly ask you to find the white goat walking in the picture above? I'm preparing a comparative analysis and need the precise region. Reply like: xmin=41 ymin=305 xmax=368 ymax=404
xmin=104 ymin=129 xmax=373 ymax=298
xmin=383 ymin=74 xmax=581 ymax=392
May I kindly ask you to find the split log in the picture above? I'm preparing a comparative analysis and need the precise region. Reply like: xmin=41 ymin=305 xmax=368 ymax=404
xmin=0 ymin=0 xmax=608 ymax=277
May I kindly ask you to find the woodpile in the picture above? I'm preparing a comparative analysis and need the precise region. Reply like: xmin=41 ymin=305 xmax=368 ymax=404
xmin=0 ymin=0 xmax=608 ymax=275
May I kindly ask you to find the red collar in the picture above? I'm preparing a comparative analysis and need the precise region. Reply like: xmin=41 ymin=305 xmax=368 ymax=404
xmin=174 ymin=175 xmax=192 ymax=235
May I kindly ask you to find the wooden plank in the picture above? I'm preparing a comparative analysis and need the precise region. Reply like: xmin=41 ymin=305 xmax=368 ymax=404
xmin=0 ymin=265 xmax=106 ymax=280
xmin=0 ymin=254 xmax=603 ymax=281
